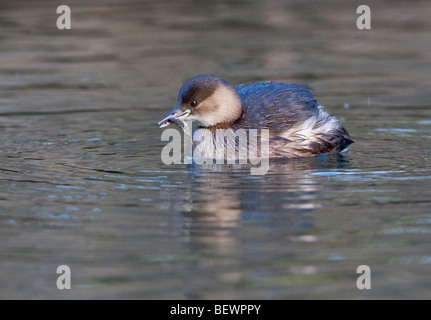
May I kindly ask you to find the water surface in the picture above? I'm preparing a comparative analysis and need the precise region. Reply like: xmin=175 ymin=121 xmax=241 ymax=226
xmin=1 ymin=0 xmax=431 ymax=299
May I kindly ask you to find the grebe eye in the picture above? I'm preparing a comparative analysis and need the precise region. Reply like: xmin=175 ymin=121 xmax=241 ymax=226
xmin=190 ymin=100 xmax=197 ymax=107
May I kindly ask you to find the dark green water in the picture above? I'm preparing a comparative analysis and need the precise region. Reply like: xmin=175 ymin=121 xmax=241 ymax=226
xmin=0 ymin=0 xmax=430 ymax=299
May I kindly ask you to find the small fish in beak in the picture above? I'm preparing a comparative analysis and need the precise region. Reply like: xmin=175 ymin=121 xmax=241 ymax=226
xmin=158 ymin=109 xmax=194 ymax=145
xmin=158 ymin=109 xmax=190 ymax=128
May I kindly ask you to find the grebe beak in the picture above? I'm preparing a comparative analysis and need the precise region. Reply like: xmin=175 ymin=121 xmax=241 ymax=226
xmin=158 ymin=108 xmax=191 ymax=128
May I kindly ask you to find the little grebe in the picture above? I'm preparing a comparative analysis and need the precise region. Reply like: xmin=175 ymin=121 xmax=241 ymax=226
xmin=159 ymin=74 xmax=353 ymax=159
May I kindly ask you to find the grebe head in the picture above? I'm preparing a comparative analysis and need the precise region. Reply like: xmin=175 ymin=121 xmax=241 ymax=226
xmin=158 ymin=74 xmax=242 ymax=129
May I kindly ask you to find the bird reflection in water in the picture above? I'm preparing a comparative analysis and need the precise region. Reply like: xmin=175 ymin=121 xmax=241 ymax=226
xmin=161 ymin=155 xmax=350 ymax=249
xmin=158 ymin=155 xmax=349 ymax=298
